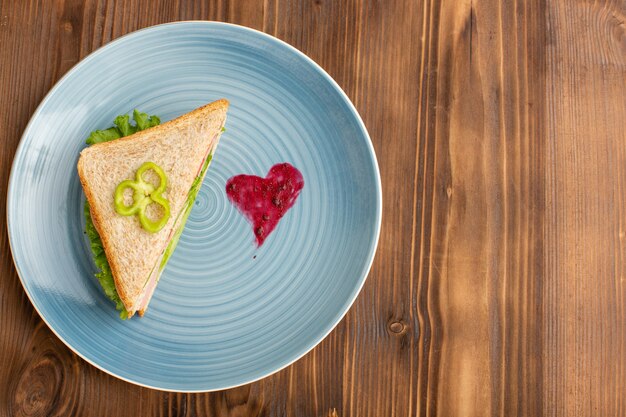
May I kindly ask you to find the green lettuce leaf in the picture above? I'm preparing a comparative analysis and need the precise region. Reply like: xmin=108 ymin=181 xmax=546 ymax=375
xmin=133 ymin=109 xmax=160 ymax=131
xmin=86 ymin=127 xmax=121 ymax=145
xmin=84 ymin=110 xmax=160 ymax=319
xmin=84 ymin=201 xmax=128 ymax=319
xmin=85 ymin=110 xmax=160 ymax=145
xmin=160 ymin=155 xmax=213 ymax=269
xmin=113 ymin=114 xmax=137 ymax=136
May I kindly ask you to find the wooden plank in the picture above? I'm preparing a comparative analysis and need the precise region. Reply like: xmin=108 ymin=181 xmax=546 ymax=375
xmin=411 ymin=0 xmax=547 ymax=415
xmin=544 ymin=1 xmax=626 ymax=415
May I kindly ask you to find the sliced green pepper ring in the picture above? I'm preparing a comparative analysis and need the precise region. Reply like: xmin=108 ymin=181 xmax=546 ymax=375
xmin=114 ymin=161 xmax=170 ymax=233
xmin=114 ymin=180 xmax=144 ymax=216
xmin=138 ymin=195 xmax=171 ymax=233
xmin=136 ymin=161 xmax=166 ymax=194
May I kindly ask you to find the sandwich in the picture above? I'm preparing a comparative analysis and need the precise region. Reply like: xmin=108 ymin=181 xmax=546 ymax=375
xmin=78 ymin=99 xmax=229 ymax=318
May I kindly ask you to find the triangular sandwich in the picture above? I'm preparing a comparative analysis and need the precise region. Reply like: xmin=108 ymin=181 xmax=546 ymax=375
xmin=78 ymin=99 xmax=229 ymax=318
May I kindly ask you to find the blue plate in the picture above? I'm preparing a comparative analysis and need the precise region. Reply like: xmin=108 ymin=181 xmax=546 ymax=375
xmin=7 ymin=22 xmax=381 ymax=391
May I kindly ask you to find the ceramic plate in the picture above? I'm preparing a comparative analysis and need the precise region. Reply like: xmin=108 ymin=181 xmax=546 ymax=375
xmin=7 ymin=22 xmax=381 ymax=391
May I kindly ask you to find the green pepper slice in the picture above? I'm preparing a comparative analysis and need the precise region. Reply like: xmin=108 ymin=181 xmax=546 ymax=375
xmin=114 ymin=162 xmax=171 ymax=233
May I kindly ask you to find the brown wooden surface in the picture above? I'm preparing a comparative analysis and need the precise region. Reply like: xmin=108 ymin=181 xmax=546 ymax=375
xmin=1 ymin=0 xmax=625 ymax=416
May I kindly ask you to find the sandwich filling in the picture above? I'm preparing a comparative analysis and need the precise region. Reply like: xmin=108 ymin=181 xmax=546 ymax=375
xmin=84 ymin=111 xmax=222 ymax=319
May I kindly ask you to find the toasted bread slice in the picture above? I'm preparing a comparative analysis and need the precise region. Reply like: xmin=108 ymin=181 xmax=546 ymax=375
xmin=78 ymin=99 xmax=229 ymax=316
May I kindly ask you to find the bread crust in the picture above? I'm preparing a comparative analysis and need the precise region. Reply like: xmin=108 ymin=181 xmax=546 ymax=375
xmin=77 ymin=99 xmax=229 ymax=314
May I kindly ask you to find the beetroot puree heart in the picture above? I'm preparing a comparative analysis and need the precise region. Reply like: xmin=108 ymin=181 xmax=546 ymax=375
xmin=226 ymin=163 xmax=304 ymax=246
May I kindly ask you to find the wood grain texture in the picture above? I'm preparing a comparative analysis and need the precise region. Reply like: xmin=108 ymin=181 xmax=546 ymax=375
xmin=413 ymin=0 xmax=547 ymax=415
xmin=544 ymin=0 xmax=626 ymax=415
xmin=0 ymin=0 xmax=624 ymax=416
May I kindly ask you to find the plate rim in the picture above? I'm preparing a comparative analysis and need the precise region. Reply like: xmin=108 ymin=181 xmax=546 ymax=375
xmin=6 ymin=20 xmax=382 ymax=392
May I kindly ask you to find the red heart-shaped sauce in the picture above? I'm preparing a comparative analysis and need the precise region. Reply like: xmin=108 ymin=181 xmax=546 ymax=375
xmin=226 ymin=163 xmax=304 ymax=246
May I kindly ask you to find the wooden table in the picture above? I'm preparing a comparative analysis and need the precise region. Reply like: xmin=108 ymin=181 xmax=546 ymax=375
xmin=1 ymin=1 xmax=625 ymax=416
